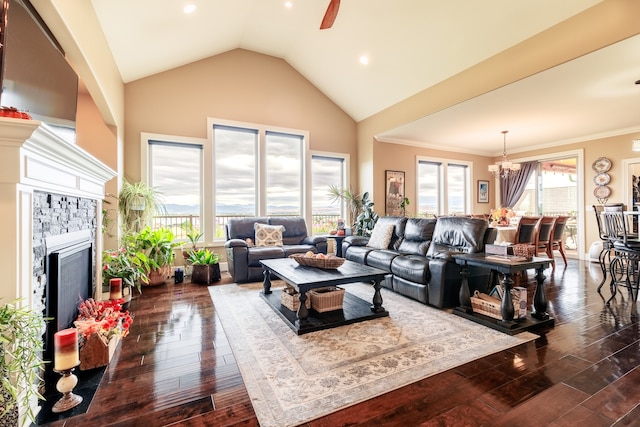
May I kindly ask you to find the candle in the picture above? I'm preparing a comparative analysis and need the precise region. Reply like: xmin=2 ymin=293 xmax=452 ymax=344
xmin=110 ymin=278 xmax=122 ymax=300
xmin=54 ymin=328 xmax=79 ymax=371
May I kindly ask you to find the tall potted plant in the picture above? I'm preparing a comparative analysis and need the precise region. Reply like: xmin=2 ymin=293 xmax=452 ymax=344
xmin=188 ymin=249 xmax=221 ymax=284
xmin=133 ymin=226 xmax=179 ymax=286
xmin=0 ymin=301 xmax=46 ymax=425
xmin=354 ymin=192 xmax=378 ymax=236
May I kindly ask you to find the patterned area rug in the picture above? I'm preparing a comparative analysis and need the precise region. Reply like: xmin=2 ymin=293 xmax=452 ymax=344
xmin=208 ymin=282 xmax=537 ymax=427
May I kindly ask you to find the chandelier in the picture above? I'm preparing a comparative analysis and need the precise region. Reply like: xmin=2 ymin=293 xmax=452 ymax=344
xmin=488 ymin=130 xmax=521 ymax=177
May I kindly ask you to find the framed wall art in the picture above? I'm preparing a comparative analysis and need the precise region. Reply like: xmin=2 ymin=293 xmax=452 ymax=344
xmin=478 ymin=180 xmax=489 ymax=203
xmin=385 ymin=170 xmax=405 ymax=216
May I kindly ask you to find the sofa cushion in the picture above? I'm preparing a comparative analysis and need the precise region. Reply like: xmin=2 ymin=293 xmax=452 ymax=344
xmin=373 ymin=216 xmax=408 ymax=250
xmin=398 ymin=218 xmax=436 ymax=255
xmin=366 ymin=249 xmax=401 ymax=272
xmin=345 ymin=245 xmax=374 ymax=264
xmin=255 ymin=223 xmax=285 ymax=246
xmin=426 ymin=217 xmax=488 ymax=257
xmin=367 ymin=222 xmax=395 ymax=249
xmin=246 ymin=246 xmax=285 ymax=266
xmin=391 ymin=255 xmax=431 ymax=284
xmin=227 ymin=217 xmax=269 ymax=240
xmin=269 ymin=217 xmax=308 ymax=245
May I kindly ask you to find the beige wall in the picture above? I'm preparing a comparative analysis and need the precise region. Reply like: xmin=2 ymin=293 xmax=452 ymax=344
xmin=124 ymin=49 xmax=357 ymax=183
xmin=374 ymin=142 xmax=494 ymax=217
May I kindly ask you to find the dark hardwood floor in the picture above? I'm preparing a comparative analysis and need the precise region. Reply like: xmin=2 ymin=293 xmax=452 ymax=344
xmin=39 ymin=259 xmax=640 ymax=427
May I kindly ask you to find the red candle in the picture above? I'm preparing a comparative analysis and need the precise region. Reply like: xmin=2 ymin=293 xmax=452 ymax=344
xmin=54 ymin=328 xmax=79 ymax=371
xmin=110 ymin=278 xmax=122 ymax=300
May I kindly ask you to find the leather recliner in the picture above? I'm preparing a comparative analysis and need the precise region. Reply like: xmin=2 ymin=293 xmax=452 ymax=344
xmin=224 ymin=217 xmax=328 ymax=283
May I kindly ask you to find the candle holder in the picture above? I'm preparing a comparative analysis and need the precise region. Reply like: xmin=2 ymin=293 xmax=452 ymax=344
xmin=52 ymin=365 xmax=83 ymax=413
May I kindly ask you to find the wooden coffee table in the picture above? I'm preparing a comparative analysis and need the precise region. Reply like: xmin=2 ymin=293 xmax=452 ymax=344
xmin=260 ymin=258 xmax=389 ymax=335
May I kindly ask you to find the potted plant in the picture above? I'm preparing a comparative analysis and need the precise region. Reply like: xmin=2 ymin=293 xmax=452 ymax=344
xmin=354 ymin=192 xmax=379 ymax=236
xmin=188 ymin=249 xmax=221 ymax=284
xmin=327 ymin=185 xmax=362 ymax=229
xmin=118 ymin=179 xmax=165 ymax=235
xmin=133 ymin=226 xmax=179 ymax=286
xmin=0 ymin=301 xmax=46 ymax=425
xmin=102 ymin=244 xmax=150 ymax=304
xmin=180 ymin=222 xmax=203 ymax=258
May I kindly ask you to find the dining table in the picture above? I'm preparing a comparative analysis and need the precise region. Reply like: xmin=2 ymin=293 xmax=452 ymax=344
xmin=493 ymin=225 xmax=518 ymax=245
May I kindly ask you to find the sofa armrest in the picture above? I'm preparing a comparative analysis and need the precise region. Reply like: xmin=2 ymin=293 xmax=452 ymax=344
xmin=344 ymin=235 xmax=369 ymax=246
xmin=225 ymin=238 xmax=248 ymax=248
xmin=302 ymin=235 xmax=327 ymax=246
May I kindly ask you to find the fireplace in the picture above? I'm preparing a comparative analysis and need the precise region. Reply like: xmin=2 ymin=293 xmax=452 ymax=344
xmin=0 ymin=118 xmax=116 ymax=419
xmin=43 ymin=229 xmax=94 ymax=362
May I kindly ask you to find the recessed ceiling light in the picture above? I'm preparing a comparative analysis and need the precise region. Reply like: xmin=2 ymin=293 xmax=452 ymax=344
xmin=359 ymin=56 xmax=369 ymax=65
xmin=284 ymin=1 xmax=293 ymax=8
xmin=184 ymin=4 xmax=196 ymax=14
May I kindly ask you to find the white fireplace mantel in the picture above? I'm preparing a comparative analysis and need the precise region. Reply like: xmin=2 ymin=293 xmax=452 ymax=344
xmin=0 ymin=117 xmax=116 ymax=306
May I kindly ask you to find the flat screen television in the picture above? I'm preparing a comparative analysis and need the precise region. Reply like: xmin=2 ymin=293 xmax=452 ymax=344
xmin=0 ymin=0 xmax=78 ymax=143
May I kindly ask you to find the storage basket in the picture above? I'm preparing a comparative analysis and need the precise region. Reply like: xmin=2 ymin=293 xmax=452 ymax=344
xmin=289 ymin=253 xmax=345 ymax=269
xmin=280 ymin=286 xmax=311 ymax=311
xmin=470 ymin=291 xmax=502 ymax=320
xmin=309 ymin=286 xmax=345 ymax=312
xmin=511 ymin=244 xmax=535 ymax=260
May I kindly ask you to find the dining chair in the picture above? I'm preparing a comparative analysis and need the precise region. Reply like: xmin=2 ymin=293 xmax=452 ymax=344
xmin=535 ymin=216 xmax=556 ymax=261
xmin=595 ymin=204 xmax=626 ymax=293
xmin=601 ymin=210 xmax=640 ymax=304
xmin=513 ymin=216 xmax=542 ymax=247
xmin=549 ymin=215 xmax=569 ymax=271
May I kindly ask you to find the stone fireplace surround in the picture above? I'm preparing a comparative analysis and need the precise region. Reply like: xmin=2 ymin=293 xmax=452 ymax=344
xmin=0 ymin=117 xmax=115 ymax=418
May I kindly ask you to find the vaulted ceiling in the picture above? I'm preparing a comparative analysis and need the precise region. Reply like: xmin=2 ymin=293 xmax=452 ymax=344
xmin=89 ymin=0 xmax=640 ymax=155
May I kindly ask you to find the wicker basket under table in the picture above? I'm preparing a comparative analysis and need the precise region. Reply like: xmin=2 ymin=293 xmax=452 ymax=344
xmin=280 ymin=286 xmax=311 ymax=311
xmin=308 ymin=286 xmax=345 ymax=312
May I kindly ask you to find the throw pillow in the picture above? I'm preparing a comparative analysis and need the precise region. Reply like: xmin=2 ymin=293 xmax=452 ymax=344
xmin=254 ymin=223 xmax=285 ymax=247
xmin=366 ymin=223 xmax=394 ymax=249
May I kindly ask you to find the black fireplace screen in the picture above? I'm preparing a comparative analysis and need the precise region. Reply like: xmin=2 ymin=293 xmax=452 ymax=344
xmin=44 ymin=231 xmax=93 ymax=360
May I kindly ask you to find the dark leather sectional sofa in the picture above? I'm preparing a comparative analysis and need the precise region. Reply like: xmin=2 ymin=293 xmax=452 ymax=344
xmin=225 ymin=217 xmax=328 ymax=283
xmin=342 ymin=216 xmax=496 ymax=308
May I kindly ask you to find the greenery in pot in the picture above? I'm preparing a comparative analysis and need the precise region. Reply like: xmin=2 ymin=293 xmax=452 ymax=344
xmin=354 ymin=192 xmax=379 ymax=236
xmin=188 ymin=249 xmax=221 ymax=284
xmin=102 ymin=244 xmax=150 ymax=294
xmin=187 ymin=248 xmax=220 ymax=265
xmin=118 ymin=179 xmax=165 ymax=235
xmin=327 ymin=185 xmax=362 ymax=229
xmin=0 ymin=301 xmax=47 ymax=424
xmin=133 ymin=226 xmax=179 ymax=272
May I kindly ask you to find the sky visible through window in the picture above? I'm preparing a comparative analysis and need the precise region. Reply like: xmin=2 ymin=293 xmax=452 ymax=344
xmin=150 ymin=130 xmax=346 ymax=220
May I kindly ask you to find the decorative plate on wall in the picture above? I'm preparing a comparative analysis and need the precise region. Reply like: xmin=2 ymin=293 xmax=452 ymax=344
xmin=592 ymin=157 xmax=612 ymax=173
xmin=594 ymin=172 xmax=611 ymax=186
xmin=594 ymin=185 xmax=612 ymax=199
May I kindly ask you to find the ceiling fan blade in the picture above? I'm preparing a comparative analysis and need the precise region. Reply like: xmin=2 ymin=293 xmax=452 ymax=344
xmin=320 ymin=0 xmax=340 ymax=30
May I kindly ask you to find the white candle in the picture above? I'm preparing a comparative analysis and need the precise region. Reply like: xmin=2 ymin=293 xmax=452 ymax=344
xmin=54 ymin=328 xmax=79 ymax=371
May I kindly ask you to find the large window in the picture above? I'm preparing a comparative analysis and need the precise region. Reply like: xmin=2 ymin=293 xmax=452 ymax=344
xmin=417 ymin=157 xmax=471 ymax=216
xmin=144 ymin=123 xmax=348 ymax=243
xmin=148 ymin=139 xmax=203 ymax=240
xmin=265 ymin=131 xmax=303 ymax=216
xmin=213 ymin=125 xmax=258 ymax=217
xmin=311 ymin=154 xmax=347 ymax=234
xmin=211 ymin=121 xmax=307 ymax=238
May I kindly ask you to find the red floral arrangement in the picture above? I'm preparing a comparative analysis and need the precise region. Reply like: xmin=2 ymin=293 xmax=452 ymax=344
xmin=74 ymin=298 xmax=133 ymax=345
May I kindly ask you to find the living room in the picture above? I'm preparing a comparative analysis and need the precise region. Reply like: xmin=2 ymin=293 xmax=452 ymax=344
xmin=1 ymin=1 xmax=640 ymax=426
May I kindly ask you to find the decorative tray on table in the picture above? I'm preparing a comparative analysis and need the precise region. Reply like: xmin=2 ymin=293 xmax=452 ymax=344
xmin=289 ymin=253 xmax=345 ymax=269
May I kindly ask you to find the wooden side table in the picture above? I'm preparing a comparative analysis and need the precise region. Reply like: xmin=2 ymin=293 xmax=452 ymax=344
xmin=452 ymin=253 xmax=555 ymax=334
